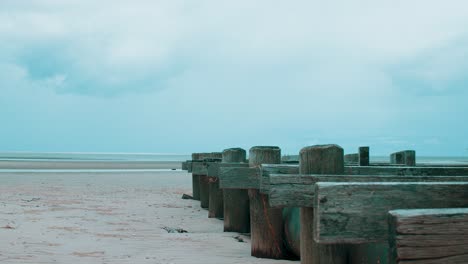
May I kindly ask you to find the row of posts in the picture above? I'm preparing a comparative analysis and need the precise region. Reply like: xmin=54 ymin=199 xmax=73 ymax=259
xmin=187 ymin=146 xmax=417 ymax=262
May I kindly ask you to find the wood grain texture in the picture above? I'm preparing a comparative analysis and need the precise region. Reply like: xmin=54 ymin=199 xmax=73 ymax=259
xmin=222 ymin=148 xmax=247 ymax=163
xmin=249 ymin=146 xmax=281 ymax=167
xmin=299 ymin=144 xmax=344 ymax=175
xmin=208 ymin=177 xmax=223 ymax=218
xmin=268 ymin=174 xmax=468 ymax=208
xmin=314 ymin=182 xmax=468 ymax=244
xmin=181 ymin=161 xmax=188 ymax=171
xmin=248 ymin=146 xmax=289 ymax=259
xmin=221 ymin=148 xmax=250 ymax=233
xmin=388 ymin=208 xmax=468 ymax=264
xmin=344 ymin=166 xmax=468 ymax=176
xmin=199 ymin=175 xmax=211 ymax=209
xmin=219 ymin=167 xmax=260 ymax=189
xmin=259 ymin=164 xmax=299 ymax=194
xmin=191 ymin=162 xmax=207 ymax=175
xmin=299 ymin=144 xmax=348 ymax=264
xmin=206 ymin=162 xmax=248 ymax=178
xmin=223 ymin=189 xmax=250 ymax=233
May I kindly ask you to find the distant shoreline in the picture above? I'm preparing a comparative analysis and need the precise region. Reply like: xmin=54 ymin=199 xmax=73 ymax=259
xmin=0 ymin=160 xmax=181 ymax=170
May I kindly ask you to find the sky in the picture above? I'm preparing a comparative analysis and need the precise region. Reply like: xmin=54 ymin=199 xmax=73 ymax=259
xmin=1 ymin=0 xmax=468 ymax=156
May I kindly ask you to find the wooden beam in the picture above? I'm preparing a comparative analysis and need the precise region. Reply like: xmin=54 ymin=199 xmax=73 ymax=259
xmin=344 ymin=166 xmax=468 ymax=176
xmin=388 ymin=208 xmax=468 ymax=264
xmin=344 ymin=153 xmax=359 ymax=164
xmin=259 ymin=164 xmax=299 ymax=194
xmin=191 ymin=161 xmax=207 ymax=175
xmin=206 ymin=162 xmax=248 ymax=177
xmin=219 ymin=167 xmax=260 ymax=189
xmin=181 ymin=161 xmax=188 ymax=171
xmin=314 ymin=182 xmax=468 ymax=244
xmin=187 ymin=161 xmax=193 ymax=173
xmin=390 ymin=150 xmax=416 ymax=166
xmin=268 ymin=174 xmax=468 ymax=208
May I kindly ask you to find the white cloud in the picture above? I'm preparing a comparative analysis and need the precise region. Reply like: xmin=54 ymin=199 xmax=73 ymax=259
xmin=1 ymin=1 xmax=468 ymax=154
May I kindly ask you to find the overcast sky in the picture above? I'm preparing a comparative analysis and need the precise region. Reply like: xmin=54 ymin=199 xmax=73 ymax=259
xmin=1 ymin=1 xmax=467 ymax=156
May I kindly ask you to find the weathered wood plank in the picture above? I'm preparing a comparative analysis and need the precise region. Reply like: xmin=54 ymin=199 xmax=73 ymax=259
xmin=191 ymin=161 xmax=207 ymax=175
xmin=181 ymin=161 xmax=188 ymax=171
xmin=187 ymin=161 xmax=193 ymax=173
xmin=268 ymin=174 xmax=468 ymax=208
xmin=259 ymin=164 xmax=299 ymax=194
xmin=206 ymin=162 xmax=248 ymax=177
xmin=390 ymin=150 xmax=416 ymax=166
xmin=219 ymin=167 xmax=260 ymax=189
xmin=345 ymin=166 xmax=468 ymax=176
xmin=344 ymin=153 xmax=359 ymax=164
xmin=314 ymin=182 xmax=468 ymax=244
xmin=281 ymin=155 xmax=299 ymax=163
xmin=246 ymin=163 xmax=468 ymax=178
xmin=389 ymin=208 xmax=468 ymax=264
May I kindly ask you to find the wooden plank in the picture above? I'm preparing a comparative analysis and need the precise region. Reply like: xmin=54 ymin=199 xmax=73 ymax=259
xmin=388 ymin=208 xmax=468 ymax=264
xmin=181 ymin=161 xmax=188 ymax=171
xmin=191 ymin=161 xmax=207 ymax=175
xmin=187 ymin=161 xmax=193 ymax=173
xmin=314 ymin=182 xmax=468 ymax=244
xmin=390 ymin=150 xmax=416 ymax=166
xmin=268 ymin=174 xmax=468 ymax=208
xmin=219 ymin=167 xmax=260 ymax=189
xmin=206 ymin=162 xmax=248 ymax=177
xmin=259 ymin=164 xmax=299 ymax=194
xmin=255 ymin=164 xmax=468 ymax=177
xmin=344 ymin=153 xmax=359 ymax=163
xmin=345 ymin=166 xmax=468 ymax=176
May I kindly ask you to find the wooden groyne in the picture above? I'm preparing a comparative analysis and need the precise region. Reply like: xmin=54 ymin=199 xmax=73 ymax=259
xmin=182 ymin=145 xmax=468 ymax=263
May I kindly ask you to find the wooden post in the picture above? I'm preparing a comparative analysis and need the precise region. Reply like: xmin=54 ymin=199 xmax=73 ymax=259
xmin=299 ymin=144 xmax=348 ymax=264
xmin=404 ymin=150 xmax=416 ymax=166
xmin=248 ymin=146 xmax=289 ymax=259
xmin=199 ymin=152 xmax=222 ymax=209
xmin=359 ymin=146 xmax=369 ymax=166
xmin=208 ymin=158 xmax=224 ymax=218
xmin=222 ymin=148 xmax=250 ymax=232
xmin=390 ymin=150 xmax=416 ymax=166
xmin=191 ymin=153 xmax=205 ymax=201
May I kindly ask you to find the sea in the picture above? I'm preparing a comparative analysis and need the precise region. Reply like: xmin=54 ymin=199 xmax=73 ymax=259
xmin=0 ymin=152 xmax=191 ymax=162
xmin=1 ymin=152 xmax=467 ymax=165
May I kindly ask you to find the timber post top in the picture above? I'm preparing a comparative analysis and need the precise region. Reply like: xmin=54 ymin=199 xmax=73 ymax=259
xmin=249 ymin=146 xmax=281 ymax=167
xmin=191 ymin=152 xmax=222 ymax=161
xmin=249 ymin=146 xmax=281 ymax=150
xmin=299 ymin=144 xmax=343 ymax=153
xmin=222 ymin=148 xmax=247 ymax=163
xmin=223 ymin=147 xmax=246 ymax=152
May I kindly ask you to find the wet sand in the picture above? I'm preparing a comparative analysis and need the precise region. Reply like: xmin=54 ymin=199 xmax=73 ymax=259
xmin=0 ymin=170 xmax=294 ymax=264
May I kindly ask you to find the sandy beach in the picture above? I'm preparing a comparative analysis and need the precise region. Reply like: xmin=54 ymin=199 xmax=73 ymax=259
xmin=0 ymin=170 xmax=294 ymax=264
xmin=0 ymin=160 xmax=181 ymax=170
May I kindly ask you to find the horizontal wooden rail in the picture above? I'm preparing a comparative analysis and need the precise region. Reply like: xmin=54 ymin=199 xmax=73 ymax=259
xmin=314 ymin=182 xmax=468 ymax=244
